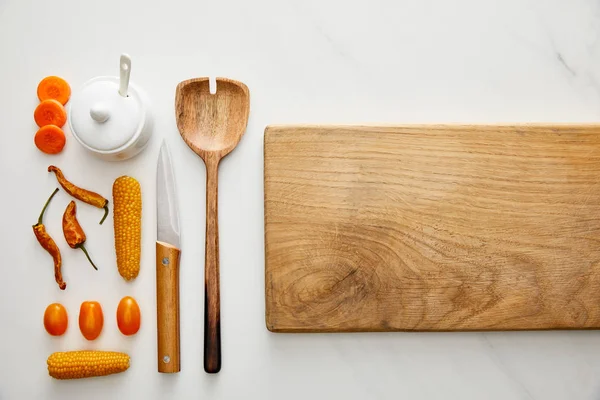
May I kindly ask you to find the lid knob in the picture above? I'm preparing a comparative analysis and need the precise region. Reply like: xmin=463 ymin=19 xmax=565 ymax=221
xmin=90 ymin=103 xmax=110 ymax=123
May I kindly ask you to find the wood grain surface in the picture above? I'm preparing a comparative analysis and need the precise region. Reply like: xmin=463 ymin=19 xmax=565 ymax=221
xmin=176 ymin=77 xmax=249 ymax=373
xmin=156 ymin=241 xmax=181 ymax=372
xmin=203 ymin=161 xmax=221 ymax=374
xmin=264 ymin=124 xmax=600 ymax=332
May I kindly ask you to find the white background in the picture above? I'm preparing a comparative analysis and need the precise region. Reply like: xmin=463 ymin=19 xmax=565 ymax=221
xmin=2 ymin=0 xmax=600 ymax=399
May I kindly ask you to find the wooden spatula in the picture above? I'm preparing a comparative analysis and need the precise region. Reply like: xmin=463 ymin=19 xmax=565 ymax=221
xmin=175 ymin=77 xmax=250 ymax=373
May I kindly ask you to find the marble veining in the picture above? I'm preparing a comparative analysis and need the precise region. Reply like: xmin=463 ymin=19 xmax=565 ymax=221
xmin=1 ymin=0 xmax=600 ymax=399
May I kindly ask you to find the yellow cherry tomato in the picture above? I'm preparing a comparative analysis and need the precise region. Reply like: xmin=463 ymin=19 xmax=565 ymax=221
xmin=116 ymin=296 xmax=141 ymax=336
xmin=79 ymin=301 xmax=104 ymax=340
xmin=44 ymin=303 xmax=68 ymax=336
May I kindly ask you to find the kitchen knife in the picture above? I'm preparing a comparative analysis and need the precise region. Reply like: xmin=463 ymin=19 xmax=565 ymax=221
xmin=156 ymin=140 xmax=181 ymax=373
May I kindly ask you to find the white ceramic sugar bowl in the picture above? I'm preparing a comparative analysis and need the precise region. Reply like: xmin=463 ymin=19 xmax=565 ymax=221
xmin=68 ymin=54 xmax=153 ymax=161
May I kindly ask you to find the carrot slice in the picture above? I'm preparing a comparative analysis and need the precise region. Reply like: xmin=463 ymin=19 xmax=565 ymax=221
xmin=35 ymin=125 xmax=66 ymax=154
xmin=34 ymin=99 xmax=67 ymax=128
xmin=37 ymin=76 xmax=71 ymax=105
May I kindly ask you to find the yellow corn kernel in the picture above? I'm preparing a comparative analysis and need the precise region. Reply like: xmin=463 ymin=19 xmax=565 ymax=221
xmin=47 ymin=351 xmax=130 ymax=380
xmin=113 ymin=176 xmax=142 ymax=281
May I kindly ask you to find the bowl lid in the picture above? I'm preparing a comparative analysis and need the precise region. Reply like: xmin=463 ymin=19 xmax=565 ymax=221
xmin=69 ymin=76 xmax=146 ymax=152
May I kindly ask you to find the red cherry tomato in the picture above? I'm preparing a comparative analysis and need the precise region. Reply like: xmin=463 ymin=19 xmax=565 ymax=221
xmin=79 ymin=301 xmax=104 ymax=340
xmin=44 ymin=303 xmax=68 ymax=336
xmin=116 ymin=296 xmax=141 ymax=336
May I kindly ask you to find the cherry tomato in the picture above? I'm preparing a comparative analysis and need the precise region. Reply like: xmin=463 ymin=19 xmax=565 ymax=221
xmin=116 ymin=296 xmax=141 ymax=336
xmin=79 ymin=301 xmax=104 ymax=340
xmin=43 ymin=303 xmax=68 ymax=336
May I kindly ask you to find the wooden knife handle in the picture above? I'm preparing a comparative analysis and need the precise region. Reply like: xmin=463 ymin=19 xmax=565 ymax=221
xmin=156 ymin=241 xmax=181 ymax=373
xmin=204 ymin=161 xmax=221 ymax=373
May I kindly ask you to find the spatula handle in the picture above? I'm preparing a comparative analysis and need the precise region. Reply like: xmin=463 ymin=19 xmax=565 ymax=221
xmin=204 ymin=160 xmax=221 ymax=373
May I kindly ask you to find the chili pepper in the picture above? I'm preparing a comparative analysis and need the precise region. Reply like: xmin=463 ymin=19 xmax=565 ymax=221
xmin=62 ymin=201 xmax=98 ymax=271
xmin=33 ymin=188 xmax=66 ymax=290
xmin=48 ymin=165 xmax=109 ymax=225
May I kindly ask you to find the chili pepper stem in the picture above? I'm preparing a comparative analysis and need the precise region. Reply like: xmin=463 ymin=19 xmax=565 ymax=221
xmin=35 ymin=188 xmax=59 ymax=226
xmin=78 ymin=244 xmax=98 ymax=271
xmin=99 ymin=203 xmax=109 ymax=225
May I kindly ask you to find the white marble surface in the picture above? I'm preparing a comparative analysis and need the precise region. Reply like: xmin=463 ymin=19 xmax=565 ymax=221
xmin=1 ymin=0 xmax=600 ymax=399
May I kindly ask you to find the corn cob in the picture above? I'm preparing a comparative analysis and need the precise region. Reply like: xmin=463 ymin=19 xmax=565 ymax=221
xmin=47 ymin=351 xmax=130 ymax=379
xmin=113 ymin=176 xmax=142 ymax=280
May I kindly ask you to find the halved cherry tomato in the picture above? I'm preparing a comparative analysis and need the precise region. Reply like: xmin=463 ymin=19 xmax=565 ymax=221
xmin=44 ymin=303 xmax=68 ymax=336
xmin=79 ymin=301 xmax=104 ymax=340
xmin=116 ymin=296 xmax=141 ymax=336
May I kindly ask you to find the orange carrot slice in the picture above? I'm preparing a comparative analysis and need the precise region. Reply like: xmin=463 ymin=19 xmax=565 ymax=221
xmin=35 ymin=125 xmax=66 ymax=154
xmin=34 ymin=99 xmax=67 ymax=127
xmin=37 ymin=76 xmax=71 ymax=105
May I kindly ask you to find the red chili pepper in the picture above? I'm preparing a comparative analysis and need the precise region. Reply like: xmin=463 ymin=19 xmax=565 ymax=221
xmin=62 ymin=201 xmax=98 ymax=271
xmin=49 ymin=165 xmax=109 ymax=224
xmin=32 ymin=188 xmax=66 ymax=290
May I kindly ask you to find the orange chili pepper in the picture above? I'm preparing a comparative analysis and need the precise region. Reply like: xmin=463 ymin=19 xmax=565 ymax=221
xmin=33 ymin=188 xmax=66 ymax=290
xmin=48 ymin=166 xmax=109 ymax=224
xmin=62 ymin=201 xmax=98 ymax=271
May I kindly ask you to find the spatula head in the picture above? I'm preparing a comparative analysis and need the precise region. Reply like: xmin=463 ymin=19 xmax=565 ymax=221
xmin=175 ymin=77 xmax=250 ymax=161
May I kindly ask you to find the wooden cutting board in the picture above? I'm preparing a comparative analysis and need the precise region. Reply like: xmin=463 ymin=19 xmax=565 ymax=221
xmin=264 ymin=124 xmax=600 ymax=332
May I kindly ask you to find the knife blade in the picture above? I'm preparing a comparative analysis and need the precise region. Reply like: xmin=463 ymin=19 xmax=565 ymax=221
xmin=156 ymin=140 xmax=181 ymax=373
xmin=157 ymin=141 xmax=181 ymax=248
